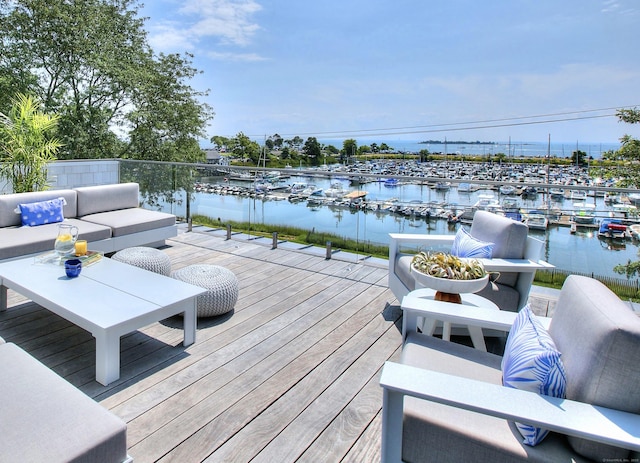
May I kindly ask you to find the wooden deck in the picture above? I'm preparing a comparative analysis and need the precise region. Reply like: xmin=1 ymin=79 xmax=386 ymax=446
xmin=0 ymin=228 xmax=558 ymax=462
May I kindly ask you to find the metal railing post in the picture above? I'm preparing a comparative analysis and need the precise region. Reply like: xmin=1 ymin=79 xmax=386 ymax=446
xmin=226 ymin=224 xmax=232 ymax=240
xmin=326 ymin=241 xmax=332 ymax=260
xmin=272 ymin=232 xmax=278 ymax=249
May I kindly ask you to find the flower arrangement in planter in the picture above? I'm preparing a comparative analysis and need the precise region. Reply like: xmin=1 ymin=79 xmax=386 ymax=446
xmin=410 ymin=251 xmax=489 ymax=303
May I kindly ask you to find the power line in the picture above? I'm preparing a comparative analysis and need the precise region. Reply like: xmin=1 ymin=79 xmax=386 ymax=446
xmin=247 ymin=105 xmax=638 ymax=139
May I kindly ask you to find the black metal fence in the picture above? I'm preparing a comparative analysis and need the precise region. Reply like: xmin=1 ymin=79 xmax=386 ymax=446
xmin=535 ymin=268 xmax=640 ymax=301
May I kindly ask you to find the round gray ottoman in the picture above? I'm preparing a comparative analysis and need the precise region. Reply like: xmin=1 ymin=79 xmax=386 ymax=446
xmin=112 ymin=246 xmax=172 ymax=276
xmin=171 ymin=264 xmax=238 ymax=317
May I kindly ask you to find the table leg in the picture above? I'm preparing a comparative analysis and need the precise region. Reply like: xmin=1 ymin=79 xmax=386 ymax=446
xmin=442 ymin=322 xmax=452 ymax=342
xmin=0 ymin=285 xmax=7 ymax=311
xmin=94 ymin=332 xmax=120 ymax=386
xmin=183 ymin=298 xmax=197 ymax=346
xmin=468 ymin=326 xmax=487 ymax=352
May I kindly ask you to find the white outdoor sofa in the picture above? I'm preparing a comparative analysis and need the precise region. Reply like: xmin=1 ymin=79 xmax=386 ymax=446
xmin=0 ymin=182 xmax=177 ymax=260
xmin=0 ymin=336 xmax=132 ymax=462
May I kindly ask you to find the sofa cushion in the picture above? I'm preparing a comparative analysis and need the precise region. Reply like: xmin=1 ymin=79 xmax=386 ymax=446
xmin=470 ymin=211 xmax=528 ymax=287
xmin=451 ymin=226 xmax=494 ymax=258
xmin=0 ymin=342 xmax=128 ymax=463
xmin=0 ymin=219 xmax=112 ymax=260
xmin=400 ymin=333 xmax=579 ymax=463
xmin=75 ymin=182 xmax=139 ymax=217
xmin=502 ymin=306 xmax=566 ymax=446
xmin=80 ymin=208 xmax=176 ymax=237
xmin=549 ymin=275 xmax=640 ymax=461
xmin=0 ymin=189 xmax=77 ymax=227
xmin=19 ymin=197 xmax=66 ymax=226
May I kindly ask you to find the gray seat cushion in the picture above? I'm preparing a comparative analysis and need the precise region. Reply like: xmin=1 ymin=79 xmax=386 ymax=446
xmin=549 ymin=275 xmax=640 ymax=461
xmin=400 ymin=333 xmax=585 ymax=463
xmin=0 ymin=218 xmax=112 ymax=260
xmin=80 ymin=208 xmax=176 ymax=237
xmin=0 ymin=342 xmax=128 ymax=463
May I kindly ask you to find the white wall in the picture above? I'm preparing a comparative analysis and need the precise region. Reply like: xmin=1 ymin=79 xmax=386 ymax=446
xmin=0 ymin=160 xmax=121 ymax=194
xmin=47 ymin=160 xmax=120 ymax=189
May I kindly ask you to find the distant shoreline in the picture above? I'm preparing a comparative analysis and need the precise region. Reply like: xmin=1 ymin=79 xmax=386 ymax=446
xmin=420 ymin=140 xmax=494 ymax=145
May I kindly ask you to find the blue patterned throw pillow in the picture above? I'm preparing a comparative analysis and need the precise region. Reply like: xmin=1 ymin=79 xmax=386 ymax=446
xmin=18 ymin=197 xmax=66 ymax=227
xmin=501 ymin=306 xmax=566 ymax=446
xmin=450 ymin=227 xmax=494 ymax=258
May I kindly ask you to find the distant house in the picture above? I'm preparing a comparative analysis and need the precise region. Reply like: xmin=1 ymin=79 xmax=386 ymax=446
xmin=202 ymin=148 xmax=228 ymax=165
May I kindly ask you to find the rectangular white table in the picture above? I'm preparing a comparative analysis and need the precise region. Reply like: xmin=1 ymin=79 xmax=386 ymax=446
xmin=0 ymin=255 xmax=206 ymax=386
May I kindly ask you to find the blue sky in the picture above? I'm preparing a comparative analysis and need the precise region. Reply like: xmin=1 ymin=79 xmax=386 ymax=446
xmin=141 ymin=0 xmax=640 ymax=145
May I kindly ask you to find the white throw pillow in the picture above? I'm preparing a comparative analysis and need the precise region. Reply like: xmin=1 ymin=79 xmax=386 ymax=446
xmin=450 ymin=227 xmax=494 ymax=258
xmin=501 ymin=306 xmax=566 ymax=446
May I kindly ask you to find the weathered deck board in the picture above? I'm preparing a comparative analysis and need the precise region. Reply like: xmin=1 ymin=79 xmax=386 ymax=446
xmin=0 ymin=228 xmax=557 ymax=462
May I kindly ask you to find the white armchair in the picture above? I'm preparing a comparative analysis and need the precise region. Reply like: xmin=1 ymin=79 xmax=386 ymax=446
xmin=380 ymin=275 xmax=640 ymax=462
xmin=389 ymin=210 xmax=554 ymax=312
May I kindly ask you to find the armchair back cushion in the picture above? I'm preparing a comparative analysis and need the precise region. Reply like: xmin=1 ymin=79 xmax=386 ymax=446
xmin=470 ymin=210 xmax=528 ymax=288
xmin=549 ymin=275 xmax=640 ymax=461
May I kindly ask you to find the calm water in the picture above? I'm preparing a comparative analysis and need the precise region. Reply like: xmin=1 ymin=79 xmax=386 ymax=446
xmin=159 ymin=174 xmax=640 ymax=281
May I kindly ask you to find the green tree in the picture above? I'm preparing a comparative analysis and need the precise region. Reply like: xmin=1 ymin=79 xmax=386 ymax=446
xmin=342 ymin=139 xmax=357 ymax=163
xmin=303 ymin=137 xmax=321 ymax=166
xmin=605 ymin=108 xmax=640 ymax=277
xmin=0 ymin=94 xmax=62 ymax=192
xmin=211 ymin=136 xmax=231 ymax=151
xmin=418 ymin=149 xmax=430 ymax=163
xmin=0 ymin=0 xmax=212 ymax=161
xmin=230 ymin=132 xmax=261 ymax=164
xmin=358 ymin=145 xmax=371 ymax=155
xmin=570 ymin=150 xmax=588 ymax=167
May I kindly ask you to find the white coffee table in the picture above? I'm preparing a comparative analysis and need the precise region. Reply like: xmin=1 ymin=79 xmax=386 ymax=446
xmin=401 ymin=288 xmax=501 ymax=351
xmin=0 ymin=255 xmax=206 ymax=385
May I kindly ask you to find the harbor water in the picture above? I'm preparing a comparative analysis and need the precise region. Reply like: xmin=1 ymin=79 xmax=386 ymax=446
xmin=158 ymin=170 xmax=640 ymax=282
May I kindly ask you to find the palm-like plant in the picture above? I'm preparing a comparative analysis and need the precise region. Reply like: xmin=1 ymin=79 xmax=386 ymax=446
xmin=0 ymin=93 xmax=62 ymax=193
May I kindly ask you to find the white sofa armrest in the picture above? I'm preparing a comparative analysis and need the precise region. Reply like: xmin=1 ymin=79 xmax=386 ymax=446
xmin=380 ymin=362 xmax=640 ymax=463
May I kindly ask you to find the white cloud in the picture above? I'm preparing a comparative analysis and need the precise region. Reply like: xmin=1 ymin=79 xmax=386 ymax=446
xmin=147 ymin=0 xmax=263 ymax=58
xmin=601 ymin=0 xmax=638 ymax=15
xmin=206 ymin=51 xmax=268 ymax=62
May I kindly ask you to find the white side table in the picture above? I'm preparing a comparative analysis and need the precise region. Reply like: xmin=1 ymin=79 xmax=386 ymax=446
xmin=402 ymin=287 xmax=500 ymax=352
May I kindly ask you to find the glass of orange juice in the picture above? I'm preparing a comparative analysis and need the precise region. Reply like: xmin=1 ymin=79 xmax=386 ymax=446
xmin=75 ymin=240 xmax=88 ymax=256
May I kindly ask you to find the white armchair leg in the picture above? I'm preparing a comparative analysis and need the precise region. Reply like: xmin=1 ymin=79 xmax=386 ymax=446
xmin=381 ymin=387 xmax=404 ymax=463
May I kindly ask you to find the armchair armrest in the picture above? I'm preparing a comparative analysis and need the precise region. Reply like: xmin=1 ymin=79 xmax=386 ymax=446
xmin=478 ymin=258 xmax=555 ymax=273
xmin=380 ymin=362 xmax=640 ymax=462
xmin=400 ymin=289 xmax=551 ymax=342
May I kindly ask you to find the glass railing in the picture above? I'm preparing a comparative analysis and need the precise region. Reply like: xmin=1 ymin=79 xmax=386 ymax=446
xmin=78 ymin=158 xmax=640 ymax=282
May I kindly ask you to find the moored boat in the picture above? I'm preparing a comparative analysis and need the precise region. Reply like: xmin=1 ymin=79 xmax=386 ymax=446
xmin=598 ymin=218 xmax=628 ymax=239
xmin=499 ymin=185 xmax=516 ymax=195
xmin=572 ymin=202 xmax=596 ymax=224
xmin=525 ymin=211 xmax=548 ymax=230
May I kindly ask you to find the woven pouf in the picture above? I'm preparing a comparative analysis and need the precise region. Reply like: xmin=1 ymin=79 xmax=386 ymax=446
xmin=112 ymin=246 xmax=172 ymax=276
xmin=171 ymin=264 xmax=238 ymax=317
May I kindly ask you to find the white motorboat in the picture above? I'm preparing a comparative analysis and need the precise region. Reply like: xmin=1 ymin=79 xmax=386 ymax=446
xmin=525 ymin=212 xmax=548 ymax=230
xmin=572 ymin=202 xmax=596 ymax=224
xmin=499 ymin=185 xmax=516 ymax=195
